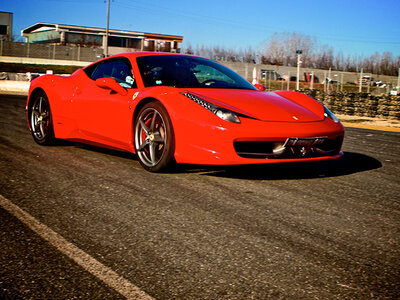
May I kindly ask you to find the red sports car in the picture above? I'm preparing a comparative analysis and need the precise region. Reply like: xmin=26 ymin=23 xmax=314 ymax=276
xmin=27 ymin=52 xmax=344 ymax=172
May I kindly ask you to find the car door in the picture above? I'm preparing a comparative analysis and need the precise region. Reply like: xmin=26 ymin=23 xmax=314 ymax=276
xmin=74 ymin=58 xmax=138 ymax=150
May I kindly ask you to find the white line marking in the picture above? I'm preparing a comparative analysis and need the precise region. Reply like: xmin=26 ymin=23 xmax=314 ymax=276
xmin=0 ymin=195 xmax=154 ymax=300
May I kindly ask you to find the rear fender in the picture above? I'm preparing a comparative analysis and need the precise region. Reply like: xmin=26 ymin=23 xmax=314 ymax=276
xmin=27 ymin=74 xmax=77 ymax=138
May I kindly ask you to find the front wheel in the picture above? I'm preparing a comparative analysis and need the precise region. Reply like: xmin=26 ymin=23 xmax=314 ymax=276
xmin=134 ymin=102 xmax=175 ymax=172
xmin=28 ymin=92 xmax=56 ymax=145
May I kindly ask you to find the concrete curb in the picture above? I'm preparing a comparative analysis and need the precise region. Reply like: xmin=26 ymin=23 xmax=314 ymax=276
xmin=0 ymin=81 xmax=29 ymax=94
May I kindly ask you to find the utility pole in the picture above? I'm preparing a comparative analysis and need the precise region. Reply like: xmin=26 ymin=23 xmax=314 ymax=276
xmin=397 ymin=68 xmax=400 ymax=90
xmin=367 ymin=74 xmax=370 ymax=94
xmin=327 ymin=67 xmax=331 ymax=92
xmin=104 ymin=0 xmax=110 ymax=57
xmin=340 ymin=73 xmax=343 ymax=92
xmin=310 ymin=71 xmax=314 ymax=90
xmin=296 ymin=50 xmax=302 ymax=90
xmin=359 ymin=68 xmax=363 ymax=93
xmin=268 ymin=73 xmax=271 ymax=91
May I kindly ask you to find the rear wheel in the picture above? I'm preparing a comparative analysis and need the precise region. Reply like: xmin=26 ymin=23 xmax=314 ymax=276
xmin=134 ymin=102 xmax=175 ymax=172
xmin=29 ymin=92 xmax=55 ymax=145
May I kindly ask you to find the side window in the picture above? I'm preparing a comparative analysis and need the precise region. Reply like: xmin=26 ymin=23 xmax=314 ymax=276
xmin=194 ymin=64 xmax=235 ymax=85
xmin=90 ymin=59 xmax=137 ymax=88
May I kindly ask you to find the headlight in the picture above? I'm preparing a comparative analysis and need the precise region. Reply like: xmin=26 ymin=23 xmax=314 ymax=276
xmin=182 ymin=92 xmax=240 ymax=123
xmin=324 ymin=106 xmax=340 ymax=123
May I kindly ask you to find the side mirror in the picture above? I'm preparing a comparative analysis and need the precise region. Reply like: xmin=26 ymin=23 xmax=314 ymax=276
xmin=254 ymin=83 xmax=266 ymax=91
xmin=95 ymin=77 xmax=127 ymax=96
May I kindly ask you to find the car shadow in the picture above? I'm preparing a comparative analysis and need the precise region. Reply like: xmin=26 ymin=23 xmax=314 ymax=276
xmin=65 ymin=144 xmax=382 ymax=180
xmin=70 ymin=142 xmax=136 ymax=160
xmin=180 ymin=152 xmax=382 ymax=180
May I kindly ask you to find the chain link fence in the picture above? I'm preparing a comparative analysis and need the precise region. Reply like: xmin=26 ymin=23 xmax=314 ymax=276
xmin=0 ymin=41 xmax=103 ymax=62
xmin=224 ymin=62 xmax=399 ymax=95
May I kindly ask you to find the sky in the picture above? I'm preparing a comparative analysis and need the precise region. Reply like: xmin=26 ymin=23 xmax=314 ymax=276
xmin=1 ymin=0 xmax=400 ymax=58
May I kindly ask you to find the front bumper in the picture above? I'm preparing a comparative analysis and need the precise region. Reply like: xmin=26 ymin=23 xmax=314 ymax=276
xmin=173 ymin=115 xmax=345 ymax=165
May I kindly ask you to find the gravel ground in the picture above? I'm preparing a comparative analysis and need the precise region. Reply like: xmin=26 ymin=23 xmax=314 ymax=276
xmin=337 ymin=114 xmax=400 ymax=132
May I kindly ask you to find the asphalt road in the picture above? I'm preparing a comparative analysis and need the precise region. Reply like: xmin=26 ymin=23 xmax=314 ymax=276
xmin=0 ymin=94 xmax=399 ymax=299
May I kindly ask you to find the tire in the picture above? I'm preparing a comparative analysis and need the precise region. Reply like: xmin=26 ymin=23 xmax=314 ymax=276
xmin=134 ymin=101 xmax=175 ymax=172
xmin=28 ymin=91 xmax=56 ymax=145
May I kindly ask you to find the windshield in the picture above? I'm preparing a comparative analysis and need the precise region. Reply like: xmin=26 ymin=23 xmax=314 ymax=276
xmin=136 ymin=55 xmax=257 ymax=90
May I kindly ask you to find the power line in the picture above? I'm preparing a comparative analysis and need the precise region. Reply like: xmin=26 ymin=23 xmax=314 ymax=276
xmin=112 ymin=0 xmax=400 ymax=46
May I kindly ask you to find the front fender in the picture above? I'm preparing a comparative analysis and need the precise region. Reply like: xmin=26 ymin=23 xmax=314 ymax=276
xmin=131 ymin=86 xmax=236 ymax=162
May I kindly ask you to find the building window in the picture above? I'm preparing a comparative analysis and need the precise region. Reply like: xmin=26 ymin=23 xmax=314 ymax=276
xmin=65 ymin=32 xmax=102 ymax=46
xmin=108 ymin=36 xmax=141 ymax=49
xmin=144 ymin=40 xmax=155 ymax=51
xmin=0 ymin=25 xmax=8 ymax=35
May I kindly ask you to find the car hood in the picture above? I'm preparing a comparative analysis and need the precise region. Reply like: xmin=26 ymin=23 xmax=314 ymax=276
xmin=184 ymin=89 xmax=325 ymax=122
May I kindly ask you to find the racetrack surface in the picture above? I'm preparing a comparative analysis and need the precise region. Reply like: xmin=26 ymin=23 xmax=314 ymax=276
xmin=1 ymin=94 xmax=399 ymax=299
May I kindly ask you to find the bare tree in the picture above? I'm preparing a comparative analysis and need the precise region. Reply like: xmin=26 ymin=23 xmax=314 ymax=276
xmin=261 ymin=32 xmax=316 ymax=67
xmin=11 ymin=35 xmax=24 ymax=42
xmin=183 ymin=43 xmax=194 ymax=55
xmin=182 ymin=34 xmax=400 ymax=76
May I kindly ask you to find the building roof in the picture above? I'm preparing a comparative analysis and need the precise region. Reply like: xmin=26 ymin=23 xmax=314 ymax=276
xmin=21 ymin=22 xmax=183 ymax=42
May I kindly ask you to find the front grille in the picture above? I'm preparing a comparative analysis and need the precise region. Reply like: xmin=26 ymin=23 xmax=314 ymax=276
xmin=234 ymin=141 xmax=275 ymax=158
xmin=315 ymin=136 xmax=343 ymax=154
xmin=234 ymin=136 xmax=343 ymax=159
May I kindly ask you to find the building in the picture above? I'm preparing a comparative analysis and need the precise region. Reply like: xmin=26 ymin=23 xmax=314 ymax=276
xmin=21 ymin=23 xmax=183 ymax=55
xmin=0 ymin=12 xmax=13 ymax=41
